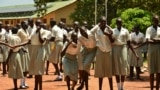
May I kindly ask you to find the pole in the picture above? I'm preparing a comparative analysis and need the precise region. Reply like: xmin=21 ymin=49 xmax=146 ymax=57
xmin=105 ymin=0 xmax=108 ymax=21
xmin=95 ymin=0 xmax=97 ymax=25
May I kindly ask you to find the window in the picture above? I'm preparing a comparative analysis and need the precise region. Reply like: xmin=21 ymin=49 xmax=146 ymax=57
xmin=11 ymin=20 xmax=13 ymax=24
xmin=5 ymin=20 xmax=9 ymax=24
xmin=43 ymin=19 xmax=47 ymax=23
xmin=50 ymin=18 xmax=54 ymax=21
xmin=17 ymin=19 xmax=20 ymax=23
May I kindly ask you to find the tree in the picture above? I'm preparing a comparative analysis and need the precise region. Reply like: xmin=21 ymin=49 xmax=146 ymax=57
xmin=110 ymin=8 xmax=151 ymax=33
xmin=70 ymin=0 xmax=105 ymax=28
xmin=34 ymin=0 xmax=69 ymax=18
xmin=46 ymin=0 xmax=68 ymax=2
xmin=70 ymin=0 xmax=160 ymax=27
xmin=34 ymin=0 xmax=47 ymax=18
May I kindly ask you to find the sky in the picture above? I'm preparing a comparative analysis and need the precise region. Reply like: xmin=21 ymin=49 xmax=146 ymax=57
xmin=0 ymin=0 xmax=34 ymax=7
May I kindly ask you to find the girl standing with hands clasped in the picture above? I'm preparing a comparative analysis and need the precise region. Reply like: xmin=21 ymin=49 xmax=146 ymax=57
xmin=128 ymin=25 xmax=145 ymax=80
xmin=145 ymin=15 xmax=160 ymax=90
xmin=5 ymin=27 xmax=24 ymax=90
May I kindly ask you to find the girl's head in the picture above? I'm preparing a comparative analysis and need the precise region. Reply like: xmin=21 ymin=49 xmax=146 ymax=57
xmin=71 ymin=32 xmax=78 ymax=43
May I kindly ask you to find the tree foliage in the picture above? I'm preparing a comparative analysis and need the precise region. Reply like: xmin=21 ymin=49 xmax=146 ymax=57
xmin=70 ymin=0 xmax=160 ymax=26
xmin=34 ymin=0 xmax=160 ymax=29
xmin=34 ymin=0 xmax=47 ymax=18
xmin=110 ymin=8 xmax=151 ymax=33
xmin=46 ymin=0 xmax=68 ymax=2
xmin=70 ymin=0 xmax=105 ymax=28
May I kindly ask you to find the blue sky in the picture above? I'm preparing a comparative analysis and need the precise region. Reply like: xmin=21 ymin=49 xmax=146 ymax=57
xmin=0 ymin=0 xmax=34 ymax=7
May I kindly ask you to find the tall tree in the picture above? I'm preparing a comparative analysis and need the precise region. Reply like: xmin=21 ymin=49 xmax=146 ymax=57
xmin=70 ymin=0 xmax=105 ymax=28
xmin=34 ymin=0 xmax=47 ymax=17
xmin=70 ymin=0 xmax=160 ymax=26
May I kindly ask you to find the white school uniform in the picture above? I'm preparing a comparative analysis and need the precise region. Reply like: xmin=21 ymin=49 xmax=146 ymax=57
xmin=43 ymin=29 xmax=52 ymax=61
xmin=17 ymin=28 xmax=30 ymax=72
xmin=49 ymin=25 xmax=67 ymax=64
xmin=29 ymin=28 xmax=50 ymax=75
xmin=91 ymin=25 xmax=113 ymax=78
xmin=78 ymin=29 xmax=97 ymax=73
xmin=68 ymin=29 xmax=83 ymax=70
xmin=62 ymin=41 xmax=81 ymax=81
xmin=145 ymin=26 xmax=160 ymax=74
xmin=3 ymin=30 xmax=12 ymax=61
xmin=112 ymin=27 xmax=130 ymax=75
xmin=0 ymin=28 xmax=6 ymax=62
xmin=28 ymin=25 xmax=36 ymax=58
xmin=129 ymin=32 xmax=144 ymax=67
xmin=8 ymin=34 xmax=23 ymax=79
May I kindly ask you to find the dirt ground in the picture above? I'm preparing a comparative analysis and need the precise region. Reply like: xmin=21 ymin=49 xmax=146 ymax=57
xmin=0 ymin=63 xmax=153 ymax=90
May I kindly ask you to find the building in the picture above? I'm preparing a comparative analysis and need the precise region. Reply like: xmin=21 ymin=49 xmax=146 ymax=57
xmin=0 ymin=0 xmax=77 ymax=26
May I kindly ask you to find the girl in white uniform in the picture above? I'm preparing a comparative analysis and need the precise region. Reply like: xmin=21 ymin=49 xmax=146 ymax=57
xmin=27 ymin=18 xmax=36 ymax=78
xmin=112 ymin=18 xmax=138 ymax=90
xmin=145 ymin=15 xmax=160 ymax=90
xmin=62 ymin=32 xmax=81 ymax=90
xmin=6 ymin=27 xmax=24 ymax=90
xmin=91 ymin=16 xmax=114 ymax=90
xmin=69 ymin=21 xmax=83 ymax=84
xmin=0 ymin=22 xmax=7 ymax=75
xmin=45 ymin=20 xmax=56 ymax=75
xmin=49 ymin=22 xmax=67 ymax=81
xmin=17 ymin=21 xmax=30 ymax=89
xmin=129 ymin=25 xmax=145 ymax=80
xmin=15 ymin=20 xmax=52 ymax=90
xmin=77 ymin=22 xmax=97 ymax=90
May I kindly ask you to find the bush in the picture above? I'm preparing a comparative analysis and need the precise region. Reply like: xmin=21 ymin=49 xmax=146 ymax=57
xmin=110 ymin=8 xmax=152 ymax=33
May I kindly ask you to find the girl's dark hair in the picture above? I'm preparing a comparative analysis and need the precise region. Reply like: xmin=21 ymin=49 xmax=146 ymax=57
xmin=50 ymin=20 xmax=56 ymax=27
xmin=12 ymin=27 xmax=18 ymax=34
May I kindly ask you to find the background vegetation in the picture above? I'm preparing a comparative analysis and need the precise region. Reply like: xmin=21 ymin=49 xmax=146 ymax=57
xmin=34 ymin=0 xmax=160 ymax=32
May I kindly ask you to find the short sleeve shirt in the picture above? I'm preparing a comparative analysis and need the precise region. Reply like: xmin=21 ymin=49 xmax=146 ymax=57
xmin=112 ymin=27 xmax=130 ymax=45
xmin=90 ymin=25 xmax=112 ymax=52
xmin=145 ymin=26 xmax=160 ymax=40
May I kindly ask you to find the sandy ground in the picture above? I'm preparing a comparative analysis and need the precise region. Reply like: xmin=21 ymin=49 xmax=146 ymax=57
xmin=0 ymin=63 xmax=153 ymax=90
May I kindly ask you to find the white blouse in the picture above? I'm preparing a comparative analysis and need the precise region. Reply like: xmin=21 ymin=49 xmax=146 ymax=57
xmin=51 ymin=25 xmax=67 ymax=41
xmin=146 ymin=26 xmax=160 ymax=40
xmin=42 ymin=29 xmax=52 ymax=40
xmin=8 ymin=34 xmax=21 ymax=52
xmin=28 ymin=24 xmax=36 ymax=35
xmin=78 ymin=29 xmax=96 ymax=49
xmin=0 ymin=28 xmax=6 ymax=41
xmin=112 ymin=27 xmax=130 ymax=45
xmin=31 ymin=28 xmax=50 ymax=45
xmin=17 ymin=28 xmax=29 ymax=43
xmin=63 ymin=41 xmax=81 ymax=55
xmin=90 ymin=25 xmax=112 ymax=52
xmin=130 ymin=32 xmax=145 ymax=44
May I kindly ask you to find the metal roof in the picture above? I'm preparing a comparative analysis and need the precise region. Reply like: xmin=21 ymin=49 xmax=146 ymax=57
xmin=0 ymin=0 xmax=77 ymax=19
xmin=0 ymin=5 xmax=36 ymax=13
xmin=0 ymin=0 xmax=34 ymax=7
